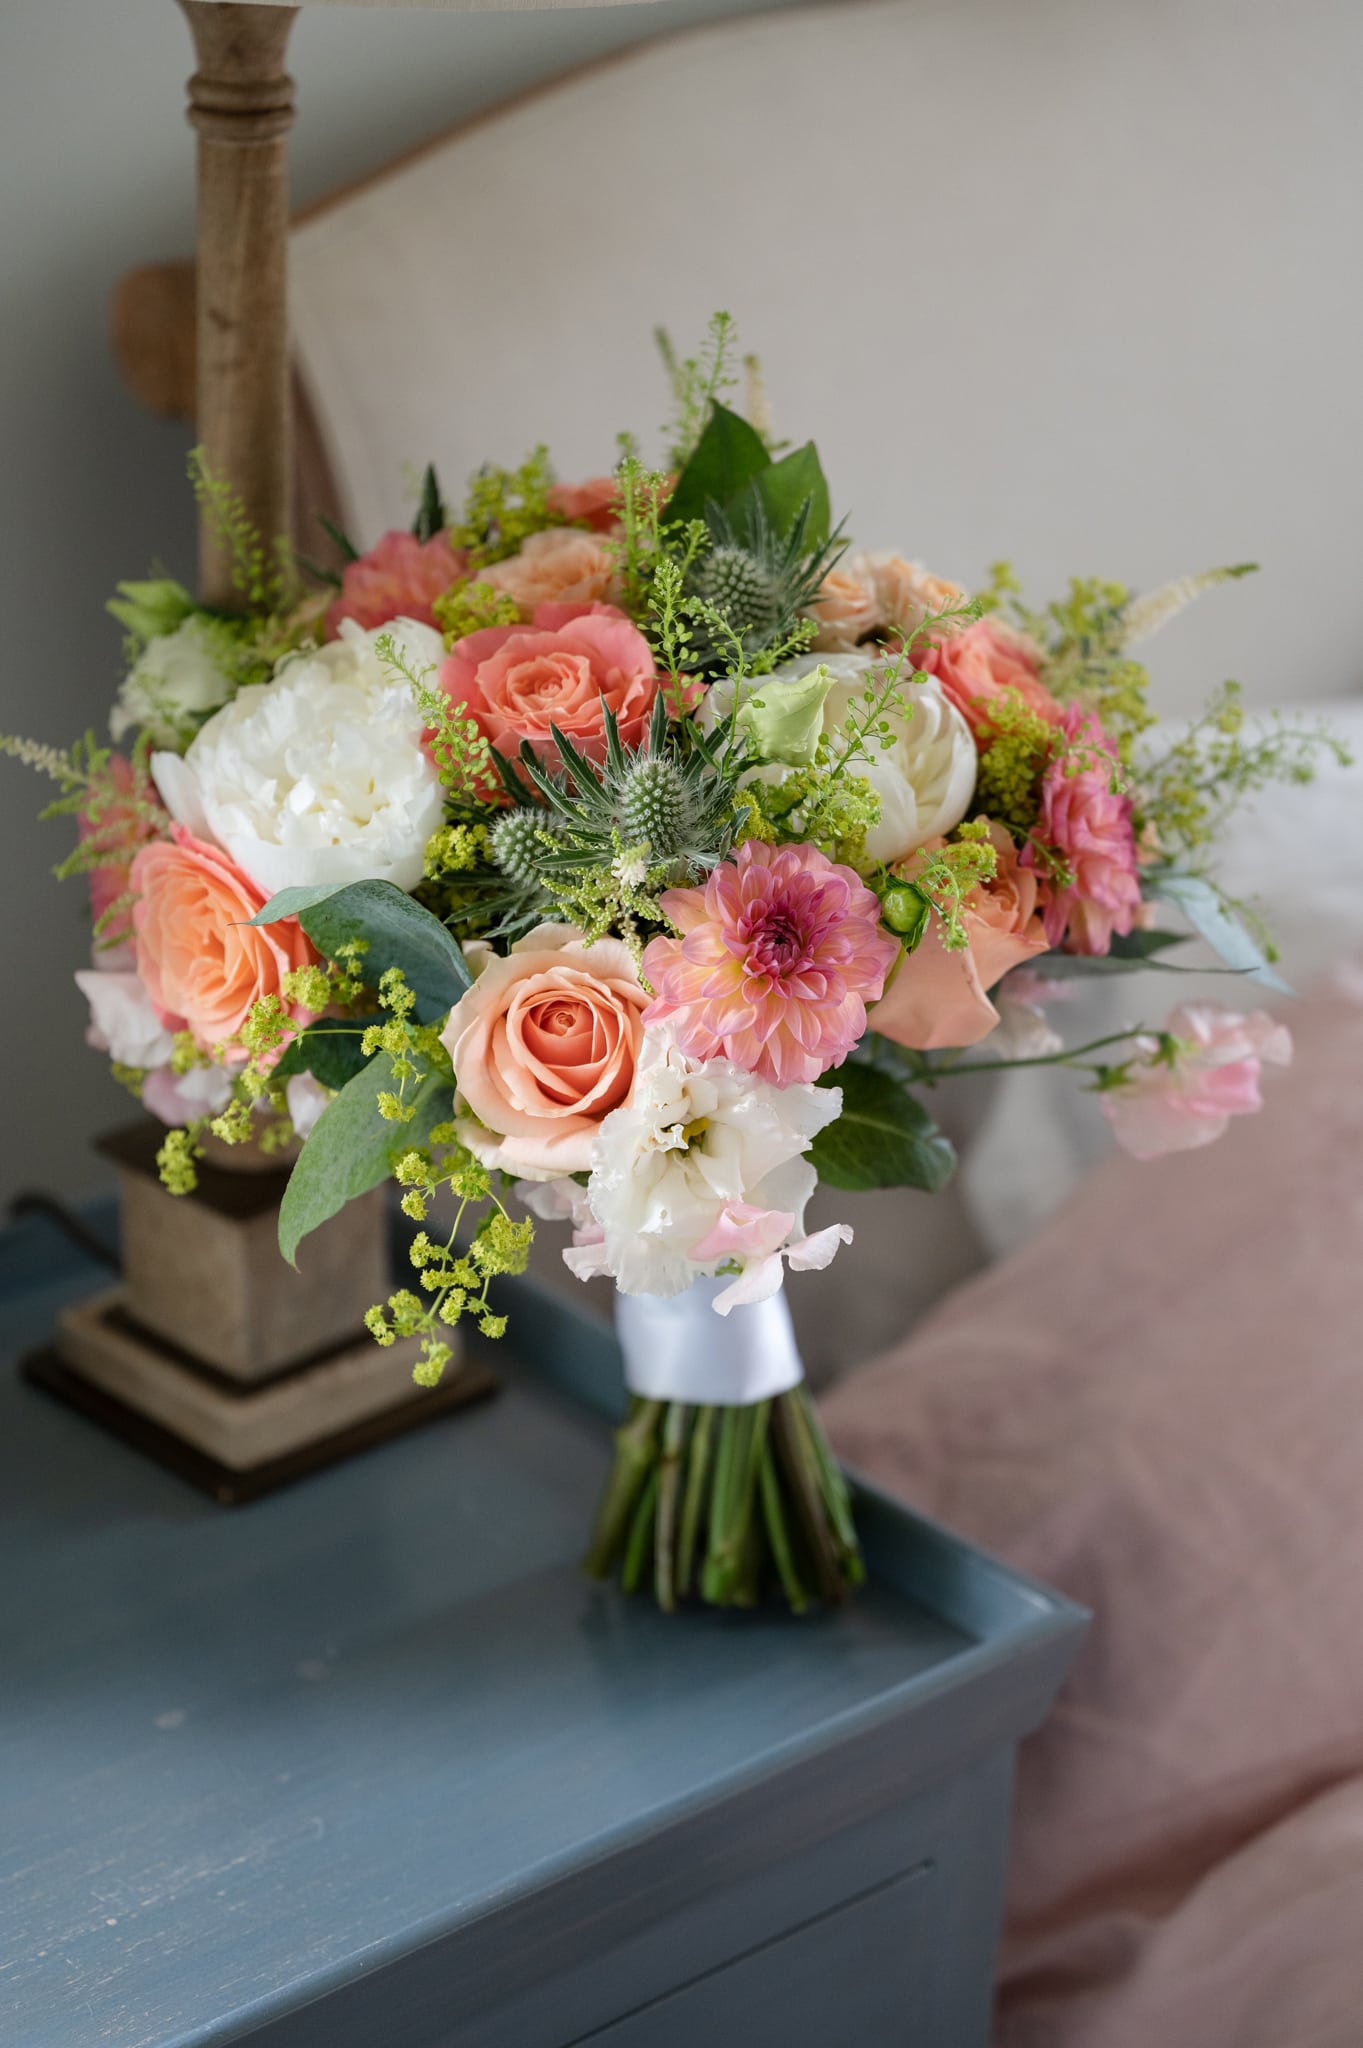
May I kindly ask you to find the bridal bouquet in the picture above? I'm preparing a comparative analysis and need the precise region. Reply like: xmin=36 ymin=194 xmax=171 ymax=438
xmin=7 ymin=317 xmax=1343 ymax=1612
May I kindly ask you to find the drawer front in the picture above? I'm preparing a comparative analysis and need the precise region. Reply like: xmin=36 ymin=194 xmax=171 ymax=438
xmin=576 ymin=1863 xmax=937 ymax=2048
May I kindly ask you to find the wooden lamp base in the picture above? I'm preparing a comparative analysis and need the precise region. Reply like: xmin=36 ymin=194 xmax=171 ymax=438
xmin=25 ymin=1122 xmax=494 ymax=1504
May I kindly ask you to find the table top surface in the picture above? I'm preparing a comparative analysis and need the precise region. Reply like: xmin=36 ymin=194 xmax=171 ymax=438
xmin=0 ymin=1205 xmax=1072 ymax=2048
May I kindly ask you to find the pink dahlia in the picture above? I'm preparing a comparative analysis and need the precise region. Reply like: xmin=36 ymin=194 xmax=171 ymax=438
xmin=325 ymin=529 xmax=468 ymax=638
xmin=642 ymin=840 xmax=899 ymax=1086
xmin=438 ymin=602 xmax=660 ymax=766
xmin=1102 ymin=1004 xmax=1292 ymax=1160
xmin=1024 ymin=707 xmax=1142 ymax=955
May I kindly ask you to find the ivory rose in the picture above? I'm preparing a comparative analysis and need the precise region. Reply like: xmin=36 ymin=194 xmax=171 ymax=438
xmin=439 ymin=603 xmax=660 ymax=765
xmin=870 ymin=823 xmax=1049 ymax=1050
xmin=477 ymin=528 xmax=620 ymax=615
xmin=326 ymin=529 xmax=468 ymax=637
xmin=131 ymin=827 xmax=317 ymax=1058
xmin=442 ymin=925 xmax=650 ymax=1178
xmin=916 ymin=617 xmax=1063 ymax=737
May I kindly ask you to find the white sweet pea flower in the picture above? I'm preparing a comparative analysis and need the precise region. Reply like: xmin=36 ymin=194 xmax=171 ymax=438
xmin=141 ymin=1062 xmax=234 ymax=1127
xmin=570 ymin=1029 xmax=845 ymax=1303
xmin=706 ymin=650 xmax=977 ymax=864
xmin=74 ymin=968 xmax=174 ymax=1070
xmin=111 ymin=617 xmax=236 ymax=749
xmin=151 ymin=617 xmax=445 ymax=897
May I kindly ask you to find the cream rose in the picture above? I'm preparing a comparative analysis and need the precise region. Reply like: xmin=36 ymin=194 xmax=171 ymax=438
xmin=441 ymin=925 xmax=649 ymax=1179
xmin=709 ymin=651 xmax=978 ymax=864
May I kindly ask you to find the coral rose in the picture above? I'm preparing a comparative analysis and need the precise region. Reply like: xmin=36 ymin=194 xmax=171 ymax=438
xmin=477 ymin=528 xmax=620 ymax=616
xmin=916 ymin=617 xmax=1063 ymax=737
xmin=439 ymin=603 xmax=661 ymax=765
xmin=545 ymin=476 xmax=624 ymax=534
xmin=131 ymin=826 xmax=317 ymax=1058
xmin=870 ymin=823 xmax=1049 ymax=1051
xmin=326 ymin=530 xmax=467 ymax=637
xmin=1024 ymin=707 xmax=1142 ymax=955
xmin=442 ymin=925 xmax=650 ymax=1178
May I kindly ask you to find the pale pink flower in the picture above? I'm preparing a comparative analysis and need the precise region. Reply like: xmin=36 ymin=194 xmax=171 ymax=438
xmin=1101 ymin=1003 xmax=1292 ymax=1160
xmin=477 ymin=527 xmax=620 ymax=616
xmin=439 ymin=603 xmax=660 ymax=767
xmin=642 ymin=840 xmax=899 ymax=1086
xmin=687 ymin=1200 xmax=853 ymax=1315
xmin=325 ymin=530 xmax=468 ymax=637
xmin=1024 ymin=707 xmax=1142 ymax=955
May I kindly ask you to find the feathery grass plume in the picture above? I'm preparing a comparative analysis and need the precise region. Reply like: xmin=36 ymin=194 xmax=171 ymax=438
xmin=657 ymin=311 xmax=740 ymax=469
xmin=1119 ymin=563 xmax=1258 ymax=650
xmin=188 ymin=447 xmax=298 ymax=615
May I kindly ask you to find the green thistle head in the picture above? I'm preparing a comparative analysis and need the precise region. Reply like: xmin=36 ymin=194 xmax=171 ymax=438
xmin=618 ymin=756 xmax=699 ymax=862
xmin=490 ymin=805 xmax=562 ymax=885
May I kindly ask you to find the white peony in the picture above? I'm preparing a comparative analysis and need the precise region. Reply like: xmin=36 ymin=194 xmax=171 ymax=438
xmin=566 ymin=1029 xmax=848 ymax=1308
xmin=75 ymin=968 xmax=174 ymax=1070
xmin=151 ymin=617 xmax=445 ymax=898
xmin=111 ymin=617 xmax=235 ymax=748
xmin=708 ymin=650 xmax=977 ymax=864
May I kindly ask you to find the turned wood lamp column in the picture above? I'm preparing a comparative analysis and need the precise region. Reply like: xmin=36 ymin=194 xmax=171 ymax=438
xmin=178 ymin=1 xmax=298 ymax=609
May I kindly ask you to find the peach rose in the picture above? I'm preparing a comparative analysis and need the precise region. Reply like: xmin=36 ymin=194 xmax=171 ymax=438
xmin=916 ymin=616 xmax=1063 ymax=737
xmin=439 ymin=602 xmax=661 ymax=765
xmin=870 ymin=823 xmax=1049 ymax=1050
xmin=808 ymin=561 xmax=881 ymax=651
xmin=131 ymin=826 xmax=317 ymax=1058
xmin=442 ymin=925 xmax=649 ymax=1177
xmin=478 ymin=527 xmax=620 ymax=616
xmin=326 ymin=529 xmax=468 ymax=637
xmin=545 ymin=476 xmax=624 ymax=535
xmin=862 ymin=552 xmax=970 ymax=640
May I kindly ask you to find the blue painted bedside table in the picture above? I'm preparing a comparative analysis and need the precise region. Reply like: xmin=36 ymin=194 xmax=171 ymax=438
xmin=1 ymin=1206 xmax=1085 ymax=2048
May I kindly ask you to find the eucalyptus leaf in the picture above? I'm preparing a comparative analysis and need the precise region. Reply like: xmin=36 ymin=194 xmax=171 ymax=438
xmin=810 ymin=1064 xmax=956 ymax=1193
xmin=250 ymin=879 xmax=472 ymax=1023
xmin=1036 ymin=929 xmax=1190 ymax=979
xmin=727 ymin=440 xmax=831 ymax=549
xmin=1149 ymin=873 xmax=1291 ymax=992
xmin=278 ymin=1051 xmax=448 ymax=1266
xmin=272 ymin=1016 xmax=384 ymax=1090
xmin=666 ymin=402 xmax=771 ymax=529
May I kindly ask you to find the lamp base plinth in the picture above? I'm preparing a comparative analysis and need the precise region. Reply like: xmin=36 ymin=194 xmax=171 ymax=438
xmin=25 ymin=1290 xmax=493 ymax=1506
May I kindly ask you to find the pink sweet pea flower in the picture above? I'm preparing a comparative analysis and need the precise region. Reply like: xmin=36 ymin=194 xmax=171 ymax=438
xmin=1101 ymin=1003 xmax=1292 ymax=1160
xmin=326 ymin=530 xmax=468 ymax=638
xmin=689 ymin=1203 xmax=854 ymax=1315
xmin=642 ymin=840 xmax=899 ymax=1087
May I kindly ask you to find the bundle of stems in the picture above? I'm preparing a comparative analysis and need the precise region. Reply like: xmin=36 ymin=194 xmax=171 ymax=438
xmin=584 ymin=1388 xmax=864 ymax=1613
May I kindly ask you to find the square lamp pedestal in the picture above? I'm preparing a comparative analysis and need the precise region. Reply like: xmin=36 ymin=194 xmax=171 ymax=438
xmin=27 ymin=1122 xmax=493 ymax=1503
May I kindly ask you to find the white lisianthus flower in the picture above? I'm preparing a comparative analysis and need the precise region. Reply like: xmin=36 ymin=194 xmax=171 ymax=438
xmin=74 ymin=968 xmax=175 ymax=1070
xmin=707 ymin=650 xmax=977 ymax=864
xmin=151 ymin=617 xmax=445 ymax=898
xmin=568 ymin=1029 xmax=849 ymax=1309
xmin=111 ymin=617 xmax=236 ymax=749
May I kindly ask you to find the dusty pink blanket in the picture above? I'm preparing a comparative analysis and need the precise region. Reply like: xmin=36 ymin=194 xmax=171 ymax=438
xmin=823 ymin=974 xmax=1363 ymax=2048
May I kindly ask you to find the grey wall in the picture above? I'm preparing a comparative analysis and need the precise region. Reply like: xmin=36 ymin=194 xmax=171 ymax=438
xmin=1 ymin=0 xmax=1360 ymax=1207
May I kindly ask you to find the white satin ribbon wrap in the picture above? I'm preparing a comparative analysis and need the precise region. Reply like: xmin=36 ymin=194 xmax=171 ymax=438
xmin=615 ymin=1278 xmax=805 ymax=1406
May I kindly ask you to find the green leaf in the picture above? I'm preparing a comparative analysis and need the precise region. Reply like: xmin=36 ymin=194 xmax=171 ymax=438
xmin=317 ymin=512 xmax=361 ymax=564
xmin=278 ymin=1051 xmax=448 ymax=1265
xmin=250 ymin=879 xmax=473 ymax=1023
xmin=728 ymin=441 xmax=831 ymax=548
xmin=412 ymin=463 xmax=446 ymax=544
xmin=1149 ymin=873 xmax=1291 ymax=992
xmin=810 ymin=1064 xmax=957 ymax=1193
xmin=1037 ymin=929 xmax=1191 ymax=978
xmin=272 ymin=1016 xmax=384 ymax=1090
xmin=666 ymin=402 xmax=771 ymax=529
